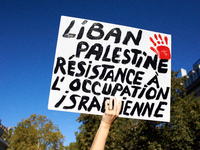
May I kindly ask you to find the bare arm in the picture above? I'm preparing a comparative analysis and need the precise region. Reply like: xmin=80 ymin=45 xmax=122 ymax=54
xmin=90 ymin=98 xmax=122 ymax=150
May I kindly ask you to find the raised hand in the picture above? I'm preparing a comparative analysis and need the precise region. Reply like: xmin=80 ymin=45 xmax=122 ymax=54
xmin=102 ymin=98 xmax=122 ymax=125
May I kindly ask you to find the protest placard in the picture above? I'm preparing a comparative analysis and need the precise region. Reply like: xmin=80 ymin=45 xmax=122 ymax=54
xmin=48 ymin=16 xmax=171 ymax=122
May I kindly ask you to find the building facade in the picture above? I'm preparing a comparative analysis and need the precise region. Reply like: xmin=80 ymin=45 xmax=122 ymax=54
xmin=181 ymin=59 xmax=200 ymax=97
xmin=0 ymin=119 xmax=11 ymax=150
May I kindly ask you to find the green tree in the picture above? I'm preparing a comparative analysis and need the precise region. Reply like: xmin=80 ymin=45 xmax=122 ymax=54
xmin=4 ymin=114 xmax=65 ymax=150
xmin=64 ymin=142 xmax=79 ymax=150
xmin=159 ymin=71 xmax=200 ymax=149
xmin=73 ymin=71 xmax=200 ymax=150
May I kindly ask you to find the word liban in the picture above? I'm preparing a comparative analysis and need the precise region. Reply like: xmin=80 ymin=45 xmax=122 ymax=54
xmin=48 ymin=16 xmax=171 ymax=122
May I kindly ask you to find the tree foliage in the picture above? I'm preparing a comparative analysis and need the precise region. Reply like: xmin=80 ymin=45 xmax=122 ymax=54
xmin=72 ymin=71 xmax=200 ymax=149
xmin=64 ymin=142 xmax=79 ymax=150
xmin=4 ymin=114 xmax=65 ymax=150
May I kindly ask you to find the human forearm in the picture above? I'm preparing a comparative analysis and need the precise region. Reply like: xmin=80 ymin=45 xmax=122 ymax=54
xmin=90 ymin=121 xmax=111 ymax=150
xmin=90 ymin=98 xmax=122 ymax=150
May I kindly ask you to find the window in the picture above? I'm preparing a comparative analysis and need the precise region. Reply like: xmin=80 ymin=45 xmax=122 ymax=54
xmin=196 ymin=68 xmax=200 ymax=79
xmin=190 ymin=74 xmax=194 ymax=84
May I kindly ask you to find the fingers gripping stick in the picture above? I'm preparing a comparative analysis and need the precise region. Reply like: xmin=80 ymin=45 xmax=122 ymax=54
xmin=102 ymin=98 xmax=122 ymax=125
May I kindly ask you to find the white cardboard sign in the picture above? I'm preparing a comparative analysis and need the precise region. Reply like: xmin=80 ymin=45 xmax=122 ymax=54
xmin=48 ymin=16 xmax=171 ymax=122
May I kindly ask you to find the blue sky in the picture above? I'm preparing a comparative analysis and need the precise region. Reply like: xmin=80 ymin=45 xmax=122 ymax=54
xmin=1 ymin=0 xmax=200 ymax=146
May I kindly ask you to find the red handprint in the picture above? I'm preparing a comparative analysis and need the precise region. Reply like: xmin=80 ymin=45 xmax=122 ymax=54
xmin=149 ymin=34 xmax=171 ymax=60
